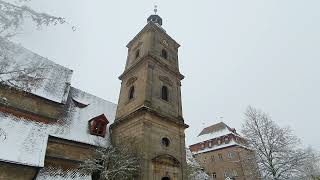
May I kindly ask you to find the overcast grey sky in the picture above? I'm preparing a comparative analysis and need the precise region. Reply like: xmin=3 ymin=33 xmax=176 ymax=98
xmin=14 ymin=0 xmax=320 ymax=150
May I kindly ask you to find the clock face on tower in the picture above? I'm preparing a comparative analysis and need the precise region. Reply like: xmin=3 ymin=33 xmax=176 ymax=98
xmin=162 ymin=39 xmax=169 ymax=47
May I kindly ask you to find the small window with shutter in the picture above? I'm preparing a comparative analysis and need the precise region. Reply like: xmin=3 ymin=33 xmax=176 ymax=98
xmin=88 ymin=114 xmax=109 ymax=137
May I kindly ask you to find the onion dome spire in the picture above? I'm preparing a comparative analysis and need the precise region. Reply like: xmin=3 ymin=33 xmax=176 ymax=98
xmin=147 ymin=5 xmax=163 ymax=26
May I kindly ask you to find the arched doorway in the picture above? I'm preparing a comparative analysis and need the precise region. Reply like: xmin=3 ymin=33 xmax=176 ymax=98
xmin=161 ymin=177 xmax=170 ymax=180
xmin=153 ymin=154 xmax=180 ymax=180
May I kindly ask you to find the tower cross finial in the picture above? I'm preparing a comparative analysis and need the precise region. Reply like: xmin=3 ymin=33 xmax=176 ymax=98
xmin=154 ymin=5 xmax=158 ymax=14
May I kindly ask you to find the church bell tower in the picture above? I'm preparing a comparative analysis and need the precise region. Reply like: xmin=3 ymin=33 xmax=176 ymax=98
xmin=111 ymin=7 xmax=188 ymax=180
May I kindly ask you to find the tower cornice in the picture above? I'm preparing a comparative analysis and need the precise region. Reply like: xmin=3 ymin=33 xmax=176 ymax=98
xmin=126 ymin=22 xmax=180 ymax=49
xmin=111 ymin=105 xmax=189 ymax=129
xmin=119 ymin=53 xmax=184 ymax=81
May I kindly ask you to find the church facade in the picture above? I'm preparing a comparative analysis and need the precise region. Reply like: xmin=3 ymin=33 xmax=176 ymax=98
xmin=0 ymin=12 xmax=188 ymax=180
xmin=111 ymin=14 xmax=188 ymax=180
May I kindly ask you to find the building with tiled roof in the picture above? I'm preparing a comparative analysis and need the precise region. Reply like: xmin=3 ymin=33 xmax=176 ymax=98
xmin=189 ymin=122 xmax=259 ymax=180
xmin=0 ymin=38 xmax=117 ymax=179
xmin=0 ymin=11 xmax=189 ymax=180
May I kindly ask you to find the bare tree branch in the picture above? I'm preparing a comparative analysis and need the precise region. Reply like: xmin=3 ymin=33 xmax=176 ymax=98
xmin=0 ymin=49 xmax=49 ymax=91
xmin=297 ymin=147 xmax=320 ymax=180
xmin=0 ymin=0 xmax=65 ymax=38
xmin=80 ymin=139 xmax=140 ymax=180
xmin=241 ymin=106 xmax=313 ymax=180
xmin=0 ymin=0 xmax=69 ymax=91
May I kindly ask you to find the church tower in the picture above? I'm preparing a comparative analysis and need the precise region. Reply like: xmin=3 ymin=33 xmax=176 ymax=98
xmin=111 ymin=8 xmax=188 ymax=180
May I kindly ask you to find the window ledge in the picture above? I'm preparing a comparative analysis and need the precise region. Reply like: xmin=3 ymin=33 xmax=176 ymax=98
xmin=158 ymin=97 xmax=172 ymax=105
xmin=126 ymin=97 xmax=136 ymax=105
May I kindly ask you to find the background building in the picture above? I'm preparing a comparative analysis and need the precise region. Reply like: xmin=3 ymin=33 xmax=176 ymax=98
xmin=189 ymin=122 xmax=259 ymax=180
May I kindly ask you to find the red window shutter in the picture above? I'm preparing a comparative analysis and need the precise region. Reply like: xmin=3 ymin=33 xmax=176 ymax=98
xmin=90 ymin=120 xmax=95 ymax=134
xmin=89 ymin=115 xmax=108 ymax=137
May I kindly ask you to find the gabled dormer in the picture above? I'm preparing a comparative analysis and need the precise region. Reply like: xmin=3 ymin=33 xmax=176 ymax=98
xmin=88 ymin=114 xmax=109 ymax=137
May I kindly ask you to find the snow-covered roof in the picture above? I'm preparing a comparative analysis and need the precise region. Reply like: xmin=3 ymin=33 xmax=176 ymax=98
xmin=0 ymin=38 xmax=73 ymax=104
xmin=0 ymin=114 xmax=48 ymax=166
xmin=191 ymin=122 xmax=239 ymax=145
xmin=0 ymin=87 xmax=117 ymax=167
xmin=192 ymin=139 xmax=245 ymax=155
xmin=36 ymin=167 xmax=91 ymax=180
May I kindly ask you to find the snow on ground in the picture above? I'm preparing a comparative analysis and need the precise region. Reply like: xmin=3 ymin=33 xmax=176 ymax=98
xmin=36 ymin=167 xmax=91 ymax=180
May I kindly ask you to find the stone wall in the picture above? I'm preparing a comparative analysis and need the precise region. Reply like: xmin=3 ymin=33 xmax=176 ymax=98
xmin=112 ymin=111 xmax=187 ymax=180
xmin=46 ymin=137 xmax=96 ymax=164
xmin=0 ymin=162 xmax=38 ymax=180
xmin=0 ymin=86 xmax=63 ymax=121
xmin=116 ymin=61 xmax=148 ymax=119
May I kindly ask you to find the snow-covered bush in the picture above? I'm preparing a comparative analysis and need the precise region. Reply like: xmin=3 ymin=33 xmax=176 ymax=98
xmin=186 ymin=148 xmax=212 ymax=180
xmin=81 ymin=142 xmax=140 ymax=180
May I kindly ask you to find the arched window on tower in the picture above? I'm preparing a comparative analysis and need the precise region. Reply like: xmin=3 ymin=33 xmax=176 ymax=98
xmin=161 ymin=86 xmax=169 ymax=101
xmin=129 ymin=86 xmax=135 ymax=100
xmin=135 ymin=49 xmax=140 ymax=59
xmin=161 ymin=49 xmax=168 ymax=59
